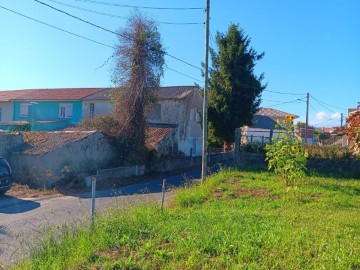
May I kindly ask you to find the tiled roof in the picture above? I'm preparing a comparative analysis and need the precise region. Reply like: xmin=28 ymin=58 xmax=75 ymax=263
xmin=21 ymin=131 xmax=96 ymax=155
xmin=0 ymin=88 xmax=106 ymax=101
xmin=84 ymin=86 xmax=198 ymax=101
xmin=146 ymin=124 xmax=177 ymax=149
xmin=0 ymin=90 xmax=35 ymax=102
xmin=255 ymin=108 xmax=299 ymax=119
xmin=155 ymin=86 xmax=197 ymax=99
xmin=251 ymin=115 xmax=278 ymax=129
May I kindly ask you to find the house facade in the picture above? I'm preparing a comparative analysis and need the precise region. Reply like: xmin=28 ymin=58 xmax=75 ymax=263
xmin=83 ymin=86 xmax=203 ymax=156
xmin=0 ymin=88 xmax=105 ymax=130
xmin=241 ymin=108 xmax=299 ymax=144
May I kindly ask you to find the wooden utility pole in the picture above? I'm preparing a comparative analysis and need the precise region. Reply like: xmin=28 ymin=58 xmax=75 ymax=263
xmin=305 ymin=92 xmax=309 ymax=143
xmin=201 ymin=0 xmax=210 ymax=184
xmin=341 ymin=113 xmax=343 ymax=127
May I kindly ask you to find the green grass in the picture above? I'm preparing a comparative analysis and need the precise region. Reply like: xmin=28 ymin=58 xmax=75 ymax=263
xmin=14 ymin=169 xmax=360 ymax=269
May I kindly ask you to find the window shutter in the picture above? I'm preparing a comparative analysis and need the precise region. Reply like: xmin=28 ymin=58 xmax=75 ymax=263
xmin=66 ymin=104 xmax=73 ymax=118
xmin=20 ymin=104 xmax=29 ymax=117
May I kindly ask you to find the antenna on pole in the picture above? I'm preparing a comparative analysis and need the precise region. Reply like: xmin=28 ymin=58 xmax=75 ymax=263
xmin=201 ymin=0 xmax=210 ymax=184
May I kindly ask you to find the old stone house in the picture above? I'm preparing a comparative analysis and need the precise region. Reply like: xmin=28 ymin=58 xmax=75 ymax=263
xmin=83 ymin=86 xmax=203 ymax=156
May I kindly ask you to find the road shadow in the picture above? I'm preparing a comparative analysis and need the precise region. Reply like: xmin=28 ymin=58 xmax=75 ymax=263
xmin=0 ymin=195 xmax=40 ymax=214
xmin=78 ymin=170 xmax=200 ymax=199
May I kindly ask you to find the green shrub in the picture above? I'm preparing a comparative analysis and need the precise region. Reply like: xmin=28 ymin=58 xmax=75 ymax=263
xmin=305 ymin=144 xmax=355 ymax=159
xmin=240 ymin=142 xmax=266 ymax=154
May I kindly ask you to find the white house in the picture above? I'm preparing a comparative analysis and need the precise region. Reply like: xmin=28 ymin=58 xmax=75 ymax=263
xmin=0 ymin=90 xmax=34 ymax=123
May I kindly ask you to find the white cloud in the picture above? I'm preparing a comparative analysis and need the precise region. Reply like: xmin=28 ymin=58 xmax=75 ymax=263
xmin=311 ymin=111 xmax=342 ymax=127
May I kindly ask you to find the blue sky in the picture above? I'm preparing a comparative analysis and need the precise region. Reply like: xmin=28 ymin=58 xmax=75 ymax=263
xmin=0 ymin=0 xmax=359 ymax=127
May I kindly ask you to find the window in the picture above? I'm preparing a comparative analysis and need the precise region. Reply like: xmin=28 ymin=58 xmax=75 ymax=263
xmin=89 ymin=103 xmax=95 ymax=118
xmin=148 ymin=104 xmax=161 ymax=120
xmin=189 ymin=109 xmax=197 ymax=122
xmin=58 ymin=104 xmax=73 ymax=118
xmin=20 ymin=103 xmax=29 ymax=117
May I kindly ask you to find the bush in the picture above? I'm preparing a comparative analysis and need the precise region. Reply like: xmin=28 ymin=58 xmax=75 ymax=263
xmin=305 ymin=144 xmax=355 ymax=160
xmin=240 ymin=142 xmax=266 ymax=154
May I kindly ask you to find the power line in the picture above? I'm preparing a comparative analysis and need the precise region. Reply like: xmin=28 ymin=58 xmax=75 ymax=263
xmin=0 ymin=4 xmax=202 ymax=84
xmin=310 ymin=94 xmax=347 ymax=111
xmin=0 ymin=4 xmax=115 ymax=49
xmin=35 ymin=0 xmax=203 ymax=71
xmin=263 ymin=89 xmax=306 ymax=96
xmin=313 ymin=115 xmax=340 ymax=127
xmin=166 ymin=67 xmax=202 ymax=83
xmin=46 ymin=0 xmax=204 ymax=25
xmin=265 ymin=99 xmax=305 ymax=107
xmin=72 ymin=0 xmax=204 ymax=10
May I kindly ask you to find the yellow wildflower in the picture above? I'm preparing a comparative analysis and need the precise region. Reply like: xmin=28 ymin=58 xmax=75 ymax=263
xmin=276 ymin=118 xmax=280 ymax=124
xmin=304 ymin=150 xmax=309 ymax=157
xmin=285 ymin=115 xmax=291 ymax=120
xmin=284 ymin=119 xmax=288 ymax=124
xmin=289 ymin=115 xmax=295 ymax=120
xmin=291 ymin=145 xmax=298 ymax=151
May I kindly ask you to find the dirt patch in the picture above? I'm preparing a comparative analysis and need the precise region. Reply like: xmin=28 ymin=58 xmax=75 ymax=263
xmin=232 ymin=188 xmax=271 ymax=199
xmin=227 ymin=175 xmax=244 ymax=185
xmin=6 ymin=183 xmax=61 ymax=199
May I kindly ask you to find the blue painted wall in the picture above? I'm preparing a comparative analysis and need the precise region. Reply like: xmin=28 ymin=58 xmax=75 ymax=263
xmin=13 ymin=101 xmax=83 ymax=131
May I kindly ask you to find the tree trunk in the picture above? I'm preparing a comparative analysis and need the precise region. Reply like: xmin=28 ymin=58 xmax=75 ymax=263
xmin=223 ymin=141 xmax=232 ymax=152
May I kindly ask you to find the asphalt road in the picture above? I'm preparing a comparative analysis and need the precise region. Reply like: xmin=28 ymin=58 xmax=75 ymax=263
xmin=0 ymin=168 xmax=202 ymax=268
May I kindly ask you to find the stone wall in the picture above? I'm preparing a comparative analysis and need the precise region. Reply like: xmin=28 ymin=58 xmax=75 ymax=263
xmin=96 ymin=165 xmax=145 ymax=183
xmin=11 ymin=132 xmax=118 ymax=187
xmin=0 ymin=133 xmax=23 ymax=160
xmin=235 ymin=152 xmax=360 ymax=176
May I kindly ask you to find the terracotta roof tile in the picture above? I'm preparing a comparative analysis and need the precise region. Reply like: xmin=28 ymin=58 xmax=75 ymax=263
xmin=84 ymin=86 xmax=198 ymax=101
xmin=22 ymin=131 xmax=96 ymax=155
xmin=0 ymin=90 xmax=35 ymax=102
xmin=255 ymin=108 xmax=299 ymax=119
xmin=0 ymin=88 xmax=106 ymax=101
xmin=146 ymin=124 xmax=177 ymax=149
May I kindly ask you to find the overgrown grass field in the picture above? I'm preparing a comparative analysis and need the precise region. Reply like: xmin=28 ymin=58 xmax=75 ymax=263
xmin=15 ymin=169 xmax=360 ymax=269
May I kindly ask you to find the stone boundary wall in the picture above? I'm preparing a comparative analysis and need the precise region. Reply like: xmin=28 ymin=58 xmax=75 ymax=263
xmin=0 ymin=133 xmax=23 ymax=160
xmin=235 ymin=152 xmax=360 ymax=176
xmin=96 ymin=165 xmax=145 ymax=183
xmin=92 ymin=152 xmax=235 ymax=184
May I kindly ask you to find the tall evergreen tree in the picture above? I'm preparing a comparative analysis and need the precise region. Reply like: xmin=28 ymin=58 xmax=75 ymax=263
xmin=208 ymin=24 xmax=266 ymax=147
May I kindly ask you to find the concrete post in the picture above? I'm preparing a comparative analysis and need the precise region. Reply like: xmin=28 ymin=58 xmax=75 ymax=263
xmin=235 ymin=128 xmax=240 ymax=158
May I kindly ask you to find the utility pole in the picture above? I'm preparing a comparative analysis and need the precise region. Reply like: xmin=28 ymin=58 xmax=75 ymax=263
xmin=340 ymin=113 xmax=343 ymax=127
xmin=305 ymin=92 xmax=309 ymax=143
xmin=201 ymin=0 xmax=210 ymax=184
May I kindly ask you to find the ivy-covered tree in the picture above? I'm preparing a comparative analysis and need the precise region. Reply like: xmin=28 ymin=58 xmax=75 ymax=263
xmin=112 ymin=11 xmax=165 ymax=163
xmin=346 ymin=111 xmax=360 ymax=156
xmin=208 ymin=24 xmax=266 ymax=147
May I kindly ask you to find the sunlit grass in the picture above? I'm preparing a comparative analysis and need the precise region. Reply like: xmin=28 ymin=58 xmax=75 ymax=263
xmin=15 ymin=169 xmax=360 ymax=269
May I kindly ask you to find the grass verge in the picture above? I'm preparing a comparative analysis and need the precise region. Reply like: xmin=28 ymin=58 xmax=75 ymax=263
xmin=14 ymin=168 xmax=360 ymax=269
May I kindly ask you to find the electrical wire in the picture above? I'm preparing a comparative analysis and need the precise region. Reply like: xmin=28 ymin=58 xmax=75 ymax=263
xmin=0 ymin=4 xmax=115 ymax=49
xmin=263 ymin=89 xmax=306 ymax=95
xmin=264 ymin=99 xmax=305 ymax=107
xmin=46 ymin=0 xmax=204 ymax=25
xmin=166 ymin=67 xmax=202 ymax=83
xmin=72 ymin=0 xmax=204 ymax=10
xmin=34 ymin=0 xmax=203 ymax=71
xmin=0 ymin=4 xmax=203 ymax=84
xmin=313 ymin=115 xmax=340 ymax=127
xmin=310 ymin=94 xmax=347 ymax=111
